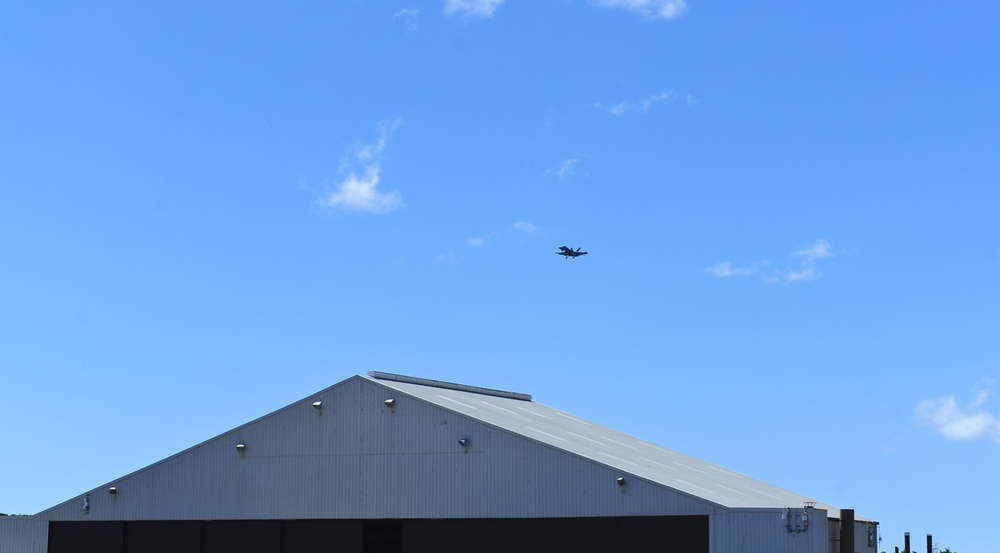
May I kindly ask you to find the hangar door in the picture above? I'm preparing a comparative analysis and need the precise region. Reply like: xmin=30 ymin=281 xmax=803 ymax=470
xmin=49 ymin=516 xmax=708 ymax=553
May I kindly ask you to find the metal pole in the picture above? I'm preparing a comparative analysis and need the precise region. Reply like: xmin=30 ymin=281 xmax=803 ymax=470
xmin=840 ymin=510 xmax=855 ymax=553
xmin=905 ymin=532 xmax=910 ymax=553
xmin=927 ymin=534 xmax=932 ymax=553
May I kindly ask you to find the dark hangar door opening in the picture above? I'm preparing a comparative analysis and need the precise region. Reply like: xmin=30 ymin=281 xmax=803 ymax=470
xmin=49 ymin=515 xmax=708 ymax=553
xmin=363 ymin=521 xmax=403 ymax=553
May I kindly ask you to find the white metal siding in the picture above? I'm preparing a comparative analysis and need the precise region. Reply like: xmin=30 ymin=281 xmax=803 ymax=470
xmin=0 ymin=518 xmax=46 ymax=553
xmin=711 ymin=510 xmax=828 ymax=553
xmin=14 ymin=373 xmax=875 ymax=553
xmin=37 ymin=377 xmax=715 ymax=521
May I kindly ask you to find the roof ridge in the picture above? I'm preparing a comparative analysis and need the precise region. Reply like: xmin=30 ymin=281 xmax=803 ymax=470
xmin=367 ymin=371 xmax=532 ymax=401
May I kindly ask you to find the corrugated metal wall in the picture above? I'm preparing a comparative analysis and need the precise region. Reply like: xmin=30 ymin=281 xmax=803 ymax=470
xmin=827 ymin=518 xmax=880 ymax=553
xmin=0 ymin=518 xmax=47 ymax=553
xmin=15 ymin=375 xmax=872 ymax=553
xmin=710 ymin=509 xmax=829 ymax=553
xmin=37 ymin=377 xmax=714 ymax=522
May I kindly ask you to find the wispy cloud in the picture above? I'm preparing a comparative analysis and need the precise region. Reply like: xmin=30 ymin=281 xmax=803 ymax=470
xmin=543 ymin=156 xmax=589 ymax=179
xmin=706 ymin=240 xmax=834 ymax=284
xmin=609 ymin=101 xmax=631 ymax=116
xmin=594 ymin=90 xmax=680 ymax=116
xmin=640 ymin=91 xmax=677 ymax=112
xmin=318 ymin=119 xmax=405 ymax=214
xmin=916 ymin=380 xmax=1000 ymax=443
xmin=444 ymin=0 xmax=505 ymax=17
xmin=393 ymin=8 xmax=420 ymax=32
xmin=512 ymin=220 xmax=538 ymax=233
xmin=704 ymin=262 xmax=758 ymax=278
xmin=467 ymin=232 xmax=496 ymax=247
xmin=450 ymin=221 xmax=539 ymax=259
xmin=558 ymin=158 xmax=580 ymax=178
xmin=436 ymin=249 xmax=459 ymax=265
xmin=783 ymin=239 xmax=833 ymax=282
xmin=794 ymin=239 xmax=833 ymax=260
xmin=591 ymin=0 xmax=688 ymax=20
xmin=784 ymin=265 xmax=819 ymax=283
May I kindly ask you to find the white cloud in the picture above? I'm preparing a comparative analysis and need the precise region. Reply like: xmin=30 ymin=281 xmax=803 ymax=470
xmin=971 ymin=383 xmax=994 ymax=408
xmin=794 ymin=239 xmax=833 ymax=260
xmin=706 ymin=240 xmax=835 ymax=284
xmin=318 ymin=119 xmax=405 ymax=215
xmin=444 ymin=0 xmax=505 ymax=17
xmin=460 ymin=222 xmax=538 ymax=252
xmin=512 ymin=220 xmax=538 ymax=233
xmin=704 ymin=262 xmax=757 ymax=278
xmin=466 ymin=232 xmax=495 ymax=247
xmin=355 ymin=118 xmax=402 ymax=162
xmin=609 ymin=101 xmax=631 ymax=116
xmin=784 ymin=265 xmax=818 ymax=283
xmin=436 ymin=249 xmax=459 ymax=265
xmin=558 ymin=158 xmax=580 ymax=178
xmin=916 ymin=382 xmax=1000 ymax=443
xmin=595 ymin=90 xmax=681 ymax=116
xmin=393 ymin=8 xmax=420 ymax=32
xmin=544 ymin=156 xmax=589 ymax=179
xmin=783 ymin=239 xmax=834 ymax=282
xmin=640 ymin=91 xmax=676 ymax=112
xmin=320 ymin=166 xmax=403 ymax=214
xmin=592 ymin=0 xmax=688 ymax=20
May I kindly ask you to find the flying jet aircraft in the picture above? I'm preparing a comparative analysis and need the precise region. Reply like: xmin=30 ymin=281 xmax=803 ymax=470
xmin=556 ymin=246 xmax=588 ymax=258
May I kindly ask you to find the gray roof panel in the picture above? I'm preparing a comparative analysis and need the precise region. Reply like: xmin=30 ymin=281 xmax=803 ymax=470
xmin=364 ymin=372 xmax=837 ymax=512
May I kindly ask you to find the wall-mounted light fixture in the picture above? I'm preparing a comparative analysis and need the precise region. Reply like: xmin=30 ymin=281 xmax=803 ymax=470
xmin=458 ymin=438 xmax=469 ymax=448
xmin=236 ymin=443 xmax=246 ymax=457
xmin=109 ymin=487 xmax=118 ymax=496
xmin=312 ymin=401 xmax=323 ymax=414
xmin=616 ymin=477 xmax=626 ymax=487
xmin=783 ymin=506 xmax=811 ymax=533
xmin=384 ymin=398 xmax=396 ymax=411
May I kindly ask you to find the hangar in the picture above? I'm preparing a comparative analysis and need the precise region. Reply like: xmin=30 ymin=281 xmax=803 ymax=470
xmin=0 ymin=372 xmax=877 ymax=552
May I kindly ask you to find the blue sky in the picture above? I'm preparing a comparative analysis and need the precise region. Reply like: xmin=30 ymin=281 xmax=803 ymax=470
xmin=2 ymin=1 xmax=998 ymax=551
